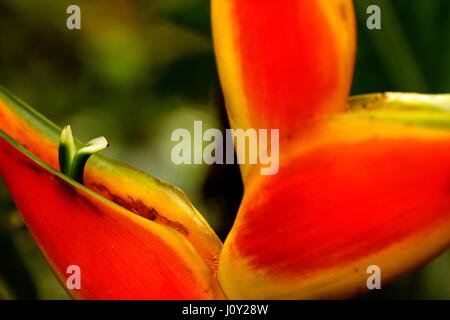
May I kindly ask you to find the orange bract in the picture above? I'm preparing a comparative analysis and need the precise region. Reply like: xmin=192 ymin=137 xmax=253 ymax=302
xmin=0 ymin=86 xmax=222 ymax=272
xmin=219 ymin=114 xmax=450 ymax=299
xmin=212 ymin=0 xmax=356 ymax=135
xmin=0 ymin=130 xmax=225 ymax=299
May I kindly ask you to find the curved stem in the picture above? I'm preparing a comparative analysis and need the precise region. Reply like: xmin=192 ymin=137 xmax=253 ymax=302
xmin=69 ymin=136 xmax=109 ymax=184
xmin=58 ymin=125 xmax=109 ymax=184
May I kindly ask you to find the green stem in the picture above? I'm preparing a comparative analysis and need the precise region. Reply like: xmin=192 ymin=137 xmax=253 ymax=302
xmin=58 ymin=125 xmax=76 ymax=175
xmin=58 ymin=125 xmax=109 ymax=184
xmin=69 ymin=137 xmax=109 ymax=184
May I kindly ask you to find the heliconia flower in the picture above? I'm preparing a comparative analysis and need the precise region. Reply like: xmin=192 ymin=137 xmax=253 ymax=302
xmin=0 ymin=0 xmax=449 ymax=300
xmin=211 ymin=0 xmax=356 ymax=181
xmin=0 ymin=130 xmax=225 ymax=299
xmin=0 ymin=87 xmax=225 ymax=299
xmin=0 ymin=86 xmax=223 ymax=273
xmin=217 ymin=103 xmax=450 ymax=299
xmin=212 ymin=0 xmax=450 ymax=299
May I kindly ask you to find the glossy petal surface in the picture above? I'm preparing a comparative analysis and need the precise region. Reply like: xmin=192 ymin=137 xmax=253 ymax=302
xmin=0 ymin=86 xmax=222 ymax=271
xmin=0 ymin=130 xmax=225 ymax=299
xmin=219 ymin=110 xmax=450 ymax=299
xmin=212 ymin=0 xmax=356 ymax=180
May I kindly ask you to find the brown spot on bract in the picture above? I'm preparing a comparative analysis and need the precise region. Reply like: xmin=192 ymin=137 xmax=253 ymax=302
xmin=339 ymin=1 xmax=347 ymax=22
xmin=89 ymin=183 xmax=190 ymax=236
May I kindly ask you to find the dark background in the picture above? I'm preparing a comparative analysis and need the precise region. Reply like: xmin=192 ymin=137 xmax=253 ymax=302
xmin=0 ymin=0 xmax=448 ymax=299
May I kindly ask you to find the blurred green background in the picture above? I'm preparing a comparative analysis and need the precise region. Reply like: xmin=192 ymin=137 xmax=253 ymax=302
xmin=0 ymin=0 xmax=448 ymax=299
